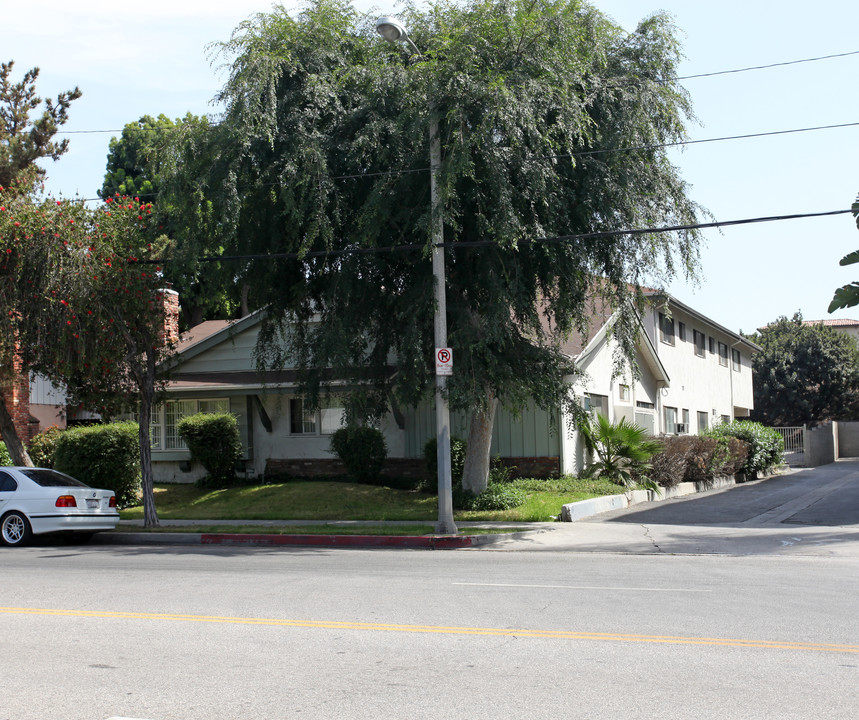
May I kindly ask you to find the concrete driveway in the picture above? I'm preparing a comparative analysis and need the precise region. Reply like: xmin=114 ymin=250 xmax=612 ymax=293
xmin=495 ymin=459 xmax=859 ymax=556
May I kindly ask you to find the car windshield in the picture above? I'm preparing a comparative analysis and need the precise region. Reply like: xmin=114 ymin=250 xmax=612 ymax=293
xmin=21 ymin=469 xmax=90 ymax=488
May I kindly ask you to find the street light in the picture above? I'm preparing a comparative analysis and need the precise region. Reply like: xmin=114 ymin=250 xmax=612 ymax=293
xmin=376 ymin=16 xmax=457 ymax=535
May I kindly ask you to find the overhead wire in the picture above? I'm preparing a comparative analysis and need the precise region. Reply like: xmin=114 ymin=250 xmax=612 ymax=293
xmin=128 ymin=208 xmax=855 ymax=264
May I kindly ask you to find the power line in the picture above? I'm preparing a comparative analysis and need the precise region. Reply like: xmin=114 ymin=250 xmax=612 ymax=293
xmin=129 ymin=208 xmax=854 ymax=264
xmin=78 ymin=120 xmax=859 ymax=203
xmin=54 ymin=48 xmax=859 ymax=138
xmin=678 ymin=49 xmax=859 ymax=80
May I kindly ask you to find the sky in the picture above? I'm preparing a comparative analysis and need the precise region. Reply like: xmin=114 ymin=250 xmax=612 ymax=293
xmin=4 ymin=0 xmax=858 ymax=336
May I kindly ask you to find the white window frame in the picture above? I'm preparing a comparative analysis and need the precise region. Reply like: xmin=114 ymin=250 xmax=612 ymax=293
xmin=665 ymin=406 xmax=678 ymax=435
xmin=693 ymin=330 xmax=706 ymax=358
xmin=659 ymin=313 xmax=675 ymax=346
xmin=732 ymin=349 xmax=742 ymax=372
xmin=718 ymin=342 xmax=728 ymax=367
xmin=290 ymin=398 xmax=346 ymax=436
xmin=150 ymin=398 xmax=230 ymax=451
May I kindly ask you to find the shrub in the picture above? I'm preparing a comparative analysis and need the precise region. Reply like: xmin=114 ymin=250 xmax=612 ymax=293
xmin=329 ymin=425 xmax=387 ymax=485
xmin=0 ymin=442 xmax=11 ymax=466
xmin=53 ymin=422 xmax=140 ymax=508
xmin=646 ymin=438 xmax=689 ymax=488
xmin=581 ymin=415 xmax=662 ymax=489
xmin=454 ymin=482 xmax=527 ymax=511
xmin=645 ymin=434 xmax=752 ymax=488
xmin=28 ymin=425 xmax=63 ymax=468
xmin=422 ymin=436 xmax=467 ymax=494
xmin=706 ymin=420 xmax=783 ymax=476
xmin=178 ymin=412 xmax=243 ymax=488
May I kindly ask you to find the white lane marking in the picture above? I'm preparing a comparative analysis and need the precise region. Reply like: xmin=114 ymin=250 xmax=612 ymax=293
xmin=453 ymin=582 xmax=709 ymax=592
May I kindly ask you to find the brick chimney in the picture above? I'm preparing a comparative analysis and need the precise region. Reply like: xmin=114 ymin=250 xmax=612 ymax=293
xmin=5 ymin=345 xmax=38 ymax=444
xmin=158 ymin=288 xmax=180 ymax=347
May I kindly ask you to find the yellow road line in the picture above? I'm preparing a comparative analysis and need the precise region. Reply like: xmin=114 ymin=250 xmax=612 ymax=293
xmin=1 ymin=606 xmax=856 ymax=654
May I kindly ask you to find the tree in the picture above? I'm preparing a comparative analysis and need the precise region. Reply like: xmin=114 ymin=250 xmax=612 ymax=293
xmin=191 ymin=0 xmax=702 ymax=493
xmin=100 ymin=114 xmax=240 ymax=328
xmin=0 ymin=60 xmax=81 ymax=194
xmin=0 ymin=190 xmax=173 ymax=526
xmin=749 ymin=313 xmax=859 ymax=427
xmin=828 ymin=194 xmax=859 ymax=312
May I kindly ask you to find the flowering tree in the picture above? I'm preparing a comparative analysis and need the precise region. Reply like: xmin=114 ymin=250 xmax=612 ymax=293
xmin=0 ymin=190 xmax=172 ymax=526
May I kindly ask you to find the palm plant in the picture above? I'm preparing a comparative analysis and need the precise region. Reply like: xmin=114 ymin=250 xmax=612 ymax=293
xmin=581 ymin=414 xmax=662 ymax=491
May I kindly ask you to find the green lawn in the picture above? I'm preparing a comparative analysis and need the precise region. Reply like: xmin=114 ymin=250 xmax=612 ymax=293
xmin=120 ymin=476 xmax=625 ymax=523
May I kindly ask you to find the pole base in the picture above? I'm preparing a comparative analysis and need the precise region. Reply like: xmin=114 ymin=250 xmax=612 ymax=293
xmin=434 ymin=518 xmax=458 ymax=535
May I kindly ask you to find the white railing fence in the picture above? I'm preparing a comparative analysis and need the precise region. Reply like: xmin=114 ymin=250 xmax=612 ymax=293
xmin=773 ymin=426 xmax=805 ymax=465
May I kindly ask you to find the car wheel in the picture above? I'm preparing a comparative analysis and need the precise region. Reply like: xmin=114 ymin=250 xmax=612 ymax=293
xmin=1 ymin=511 xmax=33 ymax=547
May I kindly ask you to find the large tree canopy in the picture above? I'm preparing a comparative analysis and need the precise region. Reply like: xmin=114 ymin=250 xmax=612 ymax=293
xmin=176 ymin=0 xmax=703 ymax=491
xmin=750 ymin=313 xmax=859 ymax=427
xmin=0 ymin=61 xmax=81 ymax=194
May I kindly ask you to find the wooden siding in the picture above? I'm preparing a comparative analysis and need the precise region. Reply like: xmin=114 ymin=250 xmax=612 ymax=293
xmin=178 ymin=325 xmax=271 ymax=374
xmin=404 ymin=400 xmax=560 ymax=459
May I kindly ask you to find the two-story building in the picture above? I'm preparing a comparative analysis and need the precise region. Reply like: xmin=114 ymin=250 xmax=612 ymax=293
xmin=148 ymin=290 xmax=759 ymax=483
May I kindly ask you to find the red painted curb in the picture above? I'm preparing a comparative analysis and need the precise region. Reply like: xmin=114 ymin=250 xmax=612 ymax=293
xmin=200 ymin=533 xmax=477 ymax=549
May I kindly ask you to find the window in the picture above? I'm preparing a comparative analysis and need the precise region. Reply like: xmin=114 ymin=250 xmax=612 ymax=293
xmin=732 ymin=349 xmax=741 ymax=372
xmin=320 ymin=402 xmax=346 ymax=435
xmin=682 ymin=409 xmax=690 ymax=430
xmin=678 ymin=322 xmax=687 ymax=342
xmin=721 ymin=414 xmax=731 ymax=425
xmin=708 ymin=336 xmax=715 ymax=354
xmin=718 ymin=342 xmax=728 ymax=367
xmin=618 ymin=384 xmax=631 ymax=402
xmin=584 ymin=393 xmax=608 ymax=417
xmin=659 ymin=313 xmax=675 ymax=346
xmin=664 ymin=406 xmax=677 ymax=435
xmin=636 ymin=400 xmax=654 ymax=410
xmin=693 ymin=330 xmax=706 ymax=358
xmin=147 ymin=398 xmax=230 ymax=451
xmin=0 ymin=471 xmax=17 ymax=492
xmin=290 ymin=399 xmax=317 ymax=434
xmin=697 ymin=411 xmax=708 ymax=433
xmin=290 ymin=398 xmax=346 ymax=436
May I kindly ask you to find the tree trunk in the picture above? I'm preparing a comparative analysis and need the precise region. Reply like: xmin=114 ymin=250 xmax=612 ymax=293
xmin=461 ymin=390 xmax=498 ymax=495
xmin=137 ymin=375 xmax=160 ymax=528
xmin=0 ymin=389 xmax=33 ymax=466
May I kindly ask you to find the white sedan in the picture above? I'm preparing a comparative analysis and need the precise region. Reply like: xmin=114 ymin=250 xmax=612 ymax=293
xmin=0 ymin=467 xmax=120 ymax=546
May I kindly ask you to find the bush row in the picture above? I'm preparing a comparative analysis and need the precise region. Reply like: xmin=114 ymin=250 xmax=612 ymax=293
xmin=646 ymin=435 xmax=748 ymax=488
xmin=645 ymin=420 xmax=783 ymax=488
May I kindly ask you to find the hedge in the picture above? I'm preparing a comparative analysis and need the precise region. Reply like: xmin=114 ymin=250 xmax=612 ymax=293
xmin=705 ymin=420 xmax=783 ymax=476
xmin=177 ymin=412 xmax=243 ymax=488
xmin=53 ymin=422 xmax=141 ymax=508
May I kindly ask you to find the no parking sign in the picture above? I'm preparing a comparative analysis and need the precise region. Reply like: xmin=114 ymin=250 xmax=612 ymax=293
xmin=435 ymin=347 xmax=453 ymax=376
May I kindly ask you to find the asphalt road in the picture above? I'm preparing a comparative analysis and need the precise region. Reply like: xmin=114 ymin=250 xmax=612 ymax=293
xmin=3 ymin=461 xmax=859 ymax=720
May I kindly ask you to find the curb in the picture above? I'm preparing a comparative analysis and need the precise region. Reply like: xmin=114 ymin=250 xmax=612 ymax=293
xmin=559 ymin=476 xmax=738 ymax=522
xmin=98 ymin=529 xmax=543 ymax=549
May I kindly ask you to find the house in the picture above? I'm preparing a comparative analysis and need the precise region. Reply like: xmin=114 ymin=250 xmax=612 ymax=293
xmin=150 ymin=290 xmax=759 ymax=483
xmin=801 ymin=318 xmax=859 ymax=343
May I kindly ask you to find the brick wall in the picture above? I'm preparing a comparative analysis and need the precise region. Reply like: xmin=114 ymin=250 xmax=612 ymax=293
xmin=264 ymin=456 xmax=559 ymax=480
